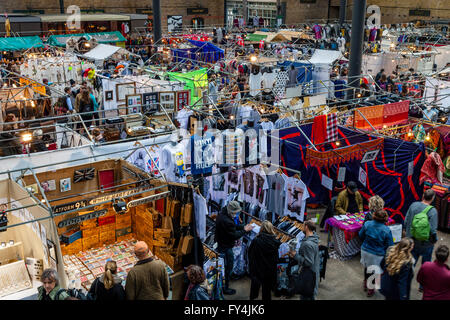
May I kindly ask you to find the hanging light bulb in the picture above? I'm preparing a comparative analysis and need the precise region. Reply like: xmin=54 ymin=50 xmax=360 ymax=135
xmin=335 ymin=141 xmax=340 ymax=146
xmin=425 ymin=134 xmax=431 ymax=141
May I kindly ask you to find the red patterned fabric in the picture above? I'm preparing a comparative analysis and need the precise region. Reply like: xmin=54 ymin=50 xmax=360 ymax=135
xmin=326 ymin=112 xmax=338 ymax=142
xmin=420 ymin=152 xmax=445 ymax=185
xmin=383 ymin=100 xmax=410 ymax=127
xmin=354 ymin=105 xmax=384 ymax=129
xmin=311 ymin=114 xmax=327 ymax=146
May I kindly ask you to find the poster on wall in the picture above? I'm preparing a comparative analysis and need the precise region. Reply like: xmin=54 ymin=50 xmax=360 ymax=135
xmin=168 ymin=15 xmax=183 ymax=33
xmin=176 ymin=90 xmax=190 ymax=111
xmin=126 ymin=94 xmax=142 ymax=114
xmin=142 ymin=92 xmax=159 ymax=114
xmin=60 ymin=178 xmax=71 ymax=192
xmin=41 ymin=180 xmax=56 ymax=192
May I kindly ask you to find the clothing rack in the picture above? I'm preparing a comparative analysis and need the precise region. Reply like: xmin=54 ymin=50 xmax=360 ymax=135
xmin=241 ymin=210 xmax=294 ymax=243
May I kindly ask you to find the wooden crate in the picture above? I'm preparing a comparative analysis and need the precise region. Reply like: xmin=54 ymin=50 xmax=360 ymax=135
xmin=99 ymin=230 xmax=116 ymax=245
xmin=80 ymin=219 xmax=98 ymax=230
xmin=116 ymin=213 xmax=131 ymax=225
xmin=82 ymin=235 xmax=99 ymax=251
xmin=99 ymin=223 xmax=116 ymax=233
xmin=82 ymin=227 xmax=99 ymax=238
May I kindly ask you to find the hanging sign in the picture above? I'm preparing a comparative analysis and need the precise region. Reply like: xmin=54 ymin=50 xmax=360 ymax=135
xmin=359 ymin=167 xmax=367 ymax=187
xmin=127 ymin=191 xmax=170 ymax=209
xmin=361 ymin=149 xmax=380 ymax=164
xmin=52 ymin=200 xmax=88 ymax=214
xmin=408 ymin=161 xmax=414 ymax=176
xmin=321 ymin=174 xmax=333 ymax=191
xmin=57 ymin=209 xmax=107 ymax=228
xmin=337 ymin=167 xmax=346 ymax=182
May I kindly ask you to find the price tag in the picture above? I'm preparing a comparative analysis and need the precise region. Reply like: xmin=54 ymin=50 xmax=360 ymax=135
xmin=359 ymin=167 xmax=367 ymax=187
xmin=321 ymin=174 xmax=333 ymax=190
xmin=408 ymin=161 xmax=414 ymax=176
xmin=337 ymin=167 xmax=346 ymax=182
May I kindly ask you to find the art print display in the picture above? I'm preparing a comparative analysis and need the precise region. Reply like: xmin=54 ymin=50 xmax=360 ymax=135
xmin=176 ymin=90 xmax=190 ymax=111
xmin=142 ymin=92 xmax=159 ymax=114
xmin=116 ymin=82 xmax=136 ymax=102
xmin=105 ymin=90 xmax=114 ymax=101
xmin=159 ymin=92 xmax=175 ymax=112
xmin=126 ymin=94 xmax=142 ymax=114
xmin=60 ymin=178 xmax=71 ymax=192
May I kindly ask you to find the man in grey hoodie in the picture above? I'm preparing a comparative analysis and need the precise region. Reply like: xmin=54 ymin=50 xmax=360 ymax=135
xmin=289 ymin=220 xmax=320 ymax=300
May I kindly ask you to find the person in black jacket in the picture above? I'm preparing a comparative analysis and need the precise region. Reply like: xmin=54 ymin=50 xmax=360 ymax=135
xmin=215 ymin=201 xmax=253 ymax=295
xmin=248 ymin=221 xmax=281 ymax=300
xmin=89 ymin=260 xmax=125 ymax=301
xmin=184 ymin=265 xmax=210 ymax=300
xmin=379 ymin=238 xmax=415 ymax=300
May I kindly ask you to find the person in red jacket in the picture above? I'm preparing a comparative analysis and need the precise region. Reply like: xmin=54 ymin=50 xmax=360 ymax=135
xmin=417 ymin=245 xmax=450 ymax=300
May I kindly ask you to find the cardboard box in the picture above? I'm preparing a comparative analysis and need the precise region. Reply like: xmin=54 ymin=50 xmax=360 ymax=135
xmin=61 ymin=229 xmax=82 ymax=244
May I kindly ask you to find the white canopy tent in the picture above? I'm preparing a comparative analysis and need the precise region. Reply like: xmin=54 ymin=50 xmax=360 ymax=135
xmin=81 ymin=44 xmax=132 ymax=67
xmin=309 ymin=50 xmax=344 ymax=96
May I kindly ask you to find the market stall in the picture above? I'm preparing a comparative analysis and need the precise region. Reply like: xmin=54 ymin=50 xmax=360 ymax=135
xmin=170 ymin=40 xmax=224 ymax=64
xmin=46 ymin=32 xmax=127 ymax=49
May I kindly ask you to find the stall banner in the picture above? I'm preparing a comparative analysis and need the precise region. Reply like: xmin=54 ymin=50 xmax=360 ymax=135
xmin=19 ymin=78 xmax=46 ymax=96
xmin=382 ymin=100 xmax=410 ymax=127
xmin=57 ymin=209 xmax=107 ymax=228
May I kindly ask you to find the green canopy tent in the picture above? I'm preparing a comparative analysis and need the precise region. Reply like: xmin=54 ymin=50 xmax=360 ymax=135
xmin=245 ymin=33 xmax=268 ymax=42
xmin=0 ymin=36 xmax=44 ymax=51
xmin=166 ymin=68 xmax=208 ymax=105
xmin=46 ymin=32 xmax=127 ymax=48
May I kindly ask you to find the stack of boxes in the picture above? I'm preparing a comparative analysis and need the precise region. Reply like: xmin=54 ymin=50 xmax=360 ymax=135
xmin=115 ymin=211 xmax=132 ymax=241
xmin=80 ymin=218 xmax=99 ymax=251
xmin=134 ymin=206 xmax=154 ymax=252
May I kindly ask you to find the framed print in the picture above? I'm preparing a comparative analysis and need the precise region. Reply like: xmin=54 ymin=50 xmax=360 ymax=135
xmin=159 ymin=91 xmax=175 ymax=113
xmin=126 ymin=94 xmax=142 ymax=114
xmin=60 ymin=178 xmax=71 ymax=192
xmin=105 ymin=90 xmax=114 ymax=101
xmin=117 ymin=104 xmax=127 ymax=116
xmin=116 ymin=82 xmax=136 ymax=102
xmin=25 ymin=184 xmax=38 ymax=194
xmin=74 ymin=168 xmax=95 ymax=183
xmin=142 ymin=92 xmax=159 ymax=115
xmin=40 ymin=180 xmax=56 ymax=192
xmin=176 ymin=90 xmax=190 ymax=111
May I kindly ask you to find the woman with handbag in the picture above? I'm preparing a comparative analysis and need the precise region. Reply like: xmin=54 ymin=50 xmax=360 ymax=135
xmin=289 ymin=220 xmax=320 ymax=300
xmin=248 ymin=221 xmax=281 ymax=300
xmin=379 ymin=238 xmax=415 ymax=300
xmin=89 ymin=260 xmax=125 ymax=301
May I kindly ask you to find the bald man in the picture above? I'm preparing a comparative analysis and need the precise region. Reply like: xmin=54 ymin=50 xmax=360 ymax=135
xmin=125 ymin=241 xmax=170 ymax=300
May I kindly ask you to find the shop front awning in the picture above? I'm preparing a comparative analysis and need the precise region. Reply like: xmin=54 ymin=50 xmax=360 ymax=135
xmin=38 ymin=14 xmax=130 ymax=23
xmin=46 ymin=31 xmax=127 ymax=47
xmin=0 ymin=36 xmax=44 ymax=51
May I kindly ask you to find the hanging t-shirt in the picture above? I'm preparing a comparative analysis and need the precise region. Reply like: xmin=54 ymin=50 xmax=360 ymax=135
xmin=160 ymin=140 xmax=189 ymax=183
xmin=147 ymin=146 xmax=162 ymax=177
xmin=238 ymin=105 xmax=253 ymax=126
xmin=250 ymin=165 xmax=269 ymax=207
xmin=274 ymin=70 xmax=289 ymax=99
xmin=266 ymin=173 xmax=286 ymax=215
xmin=193 ymin=192 xmax=207 ymax=241
xmin=222 ymin=129 xmax=244 ymax=166
xmin=262 ymin=72 xmax=276 ymax=90
xmin=127 ymin=148 xmax=150 ymax=173
xmin=283 ymin=176 xmax=309 ymax=221
xmin=209 ymin=167 xmax=228 ymax=205
xmin=227 ymin=169 xmax=242 ymax=194
xmin=249 ymin=72 xmax=262 ymax=97
xmin=191 ymin=132 xmax=215 ymax=176
xmin=176 ymin=108 xmax=193 ymax=131
xmin=236 ymin=126 xmax=259 ymax=166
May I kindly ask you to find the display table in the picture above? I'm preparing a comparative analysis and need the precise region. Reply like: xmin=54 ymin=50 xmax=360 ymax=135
xmin=325 ymin=212 xmax=395 ymax=259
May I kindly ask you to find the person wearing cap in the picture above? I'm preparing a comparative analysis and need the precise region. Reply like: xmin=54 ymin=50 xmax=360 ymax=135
xmin=215 ymin=201 xmax=254 ymax=295
xmin=335 ymin=181 xmax=363 ymax=215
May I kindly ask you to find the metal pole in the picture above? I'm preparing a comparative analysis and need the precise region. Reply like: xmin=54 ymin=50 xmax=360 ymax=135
xmin=339 ymin=0 xmax=347 ymax=25
xmin=59 ymin=0 xmax=65 ymax=14
xmin=243 ymin=0 xmax=248 ymax=27
xmin=224 ymin=0 xmax=228 ymax=27
xmin=152 ymin=0 xmax=162 ymax=43
xmin=348 ymin=0 xmax=366 ymax=99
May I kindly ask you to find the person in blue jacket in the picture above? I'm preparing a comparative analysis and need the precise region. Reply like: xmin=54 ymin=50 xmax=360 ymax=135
xmin=359 ymin=209 xmax=393 ymax=297
xmin=379 ymin=238 xmax=415 ymax=300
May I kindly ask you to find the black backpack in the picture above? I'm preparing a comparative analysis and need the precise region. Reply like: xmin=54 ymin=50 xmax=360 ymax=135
xmin=55 ymin=285 xmax=96 ymax=301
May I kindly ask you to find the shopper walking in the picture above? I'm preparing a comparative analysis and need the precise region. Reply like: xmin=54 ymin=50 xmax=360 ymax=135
xmin=89 ymin=260 xmax=125 ymax=301
xmin=404 ymin=189 xmax=438 ymax=289
xmin=359 ymin=210 xmax=393 ymax=297
xmin=248 ymin=221 xmax=281 ymax=300
xmin=75 ymin=86 xmax=94 ymax=130
xmin=379 ymin=238 xmax=415 ymax=300
xmin=417 ymin=245 xmax=450 ymax=300
xmin=289 ymin=220 xmax=320 ymax=300
xmin=215 ymin=201 xmax=254 ymax=295
xmin=184 ymin=265 xmax=210 ymax=300
xmin=37 ymin=268 xmax=70 ymax=300
xmin=125 ymin=241 xmax=170 ymax=300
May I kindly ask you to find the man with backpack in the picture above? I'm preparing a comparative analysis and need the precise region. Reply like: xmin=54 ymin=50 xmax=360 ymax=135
xmin=404 ymin=189 xmax=438 ymax=274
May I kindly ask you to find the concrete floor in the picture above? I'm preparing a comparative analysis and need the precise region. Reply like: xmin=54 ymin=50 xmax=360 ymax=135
xmin=228 ymin=208 xmax=450 ymax=300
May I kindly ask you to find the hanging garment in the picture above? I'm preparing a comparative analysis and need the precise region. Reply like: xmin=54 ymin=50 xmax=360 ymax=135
xmin=312 ymin=25 xmax=323 ymax=40
xmin=287 ymin=68 xmax=298 ymax=88
xmin=413 ymin=124 xmax=426 ymax=143
xmin=193 ymin=192 xmax=207 ymax=241
xmin=283 ymin=176 xmax=309 ymax=221
xmin=160 ymin=140 xmax=189 ymax=183
xmin=420 ymin=152 xmax=445 ymax=185
xmin=249 ymin=72 xmax=263 ymax=97
xmin=176 ymin=108 xmax=193 ymax=131
xmin=274 ymin=117 xmax=291 ymax=129
xmin=382 ymin=100 xmax=410 ymax=127
xmin=266 ymin=173 xmax=286 ymax=215
xmin=262 ymin=71 xmax=276 ymax=90
xmin=191 ymin=131 xmax=215 ymax=176
xmin=311 ymin=114 xmax=327 ymax=146
xmin=127 ymin=148 xmax=150 ymax=173
xmin=274 ymin=70 xmax=289 ymax=98
xmin=326 ymin=113 xmax=338 ymax=143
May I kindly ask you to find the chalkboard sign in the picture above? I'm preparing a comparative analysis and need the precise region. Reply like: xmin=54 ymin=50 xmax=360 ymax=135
xmin=142 ymin=92 xmax=159 ymax=115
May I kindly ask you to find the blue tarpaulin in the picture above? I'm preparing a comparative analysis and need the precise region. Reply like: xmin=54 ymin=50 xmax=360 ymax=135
xmin=277 ymin=61 xmax=313 ymax=84
xmin=171 ymin=40 xmax=224 ymax=63
xmin=278 ymin=124 xmax=425 ymax=222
